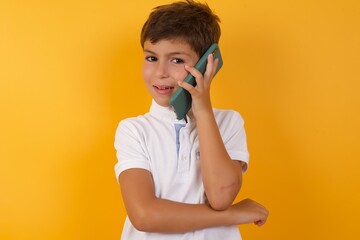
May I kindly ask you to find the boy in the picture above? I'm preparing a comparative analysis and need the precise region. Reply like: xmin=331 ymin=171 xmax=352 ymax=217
xmin=114 ymin=0 xmax=268 ymax=239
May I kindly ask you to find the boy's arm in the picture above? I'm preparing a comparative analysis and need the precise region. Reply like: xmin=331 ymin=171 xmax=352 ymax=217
xmin=119 ymin=168 xmax=268 ymax=233
xmin=196 ymin=111 xmax=244 ymax=210
xmin=179 ymin=54 xmax=243 ymax=210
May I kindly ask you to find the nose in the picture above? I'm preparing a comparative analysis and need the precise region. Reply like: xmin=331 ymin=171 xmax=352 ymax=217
xmin=155 ymin=61 xmax=169 ymax=78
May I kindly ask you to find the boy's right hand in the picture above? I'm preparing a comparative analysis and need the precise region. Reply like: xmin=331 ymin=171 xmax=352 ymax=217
xmin=229 ymin=198 xmax=269 ymax=226
xmin=178 ymin=53 xmax=219 ymax=120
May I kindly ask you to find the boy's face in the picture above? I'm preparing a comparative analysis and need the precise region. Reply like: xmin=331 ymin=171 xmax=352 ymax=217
xmin=142 ymin=39 xmax=199 ymax=107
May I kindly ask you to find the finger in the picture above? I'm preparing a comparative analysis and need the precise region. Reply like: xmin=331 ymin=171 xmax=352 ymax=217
xmin=184 ymin=65 xmax=204 ymax=80
xmin=254 ymin=211 xmax=268 ymax=226
xmin=177 ymin=80 xmax=197 ymax=95
xmin=184 ymin=65 xmax=204 ymax=87
xmin=204 ymin=54 xmax=219 ymax=81
xmin=254 ymin=220 xmax=265 ymax=226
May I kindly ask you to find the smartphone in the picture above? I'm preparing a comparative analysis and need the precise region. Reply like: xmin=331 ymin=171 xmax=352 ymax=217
xmin=170 ymin=43 xmax=223 ymax=120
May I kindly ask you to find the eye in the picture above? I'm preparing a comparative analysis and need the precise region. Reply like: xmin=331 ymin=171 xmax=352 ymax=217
xmin=171 ymin=58 xmax=184 ymax=64
xmin=146 ymin=56 xmax=157 ymax=62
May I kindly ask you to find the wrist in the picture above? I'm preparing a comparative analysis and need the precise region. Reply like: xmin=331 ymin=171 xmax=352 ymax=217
xmin=218 ymin=206 xmax=236 ymax=226
xmin=193 ymin=106 xmax=214 ymax=122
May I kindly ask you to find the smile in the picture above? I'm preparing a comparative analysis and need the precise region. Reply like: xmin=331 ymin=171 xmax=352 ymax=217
xmin=153 ymin=85 xmax=175 ymax=95
xmin=154 ymin=85 xmax=174 ymax=90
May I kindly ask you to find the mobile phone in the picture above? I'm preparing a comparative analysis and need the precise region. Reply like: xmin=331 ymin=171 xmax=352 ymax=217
xmin=170 ymin=43 xmax=223 ymax=120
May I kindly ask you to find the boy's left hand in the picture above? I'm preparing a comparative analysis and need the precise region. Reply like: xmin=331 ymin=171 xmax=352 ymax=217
xmin=177 ymin=54 xmax=219 ymax=119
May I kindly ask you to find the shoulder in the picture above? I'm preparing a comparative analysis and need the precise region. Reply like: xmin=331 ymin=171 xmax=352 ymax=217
xmin=117 ymin=112 xmax=154 ymax=128
xmin=115 ymin=113 xmax=153 ymax=137
xmin=213 ymin=108 xmax=245 ymax=126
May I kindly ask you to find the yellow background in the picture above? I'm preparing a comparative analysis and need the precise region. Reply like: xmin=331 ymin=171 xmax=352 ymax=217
xmin=1 ymin=0 xmax=359 ymax=239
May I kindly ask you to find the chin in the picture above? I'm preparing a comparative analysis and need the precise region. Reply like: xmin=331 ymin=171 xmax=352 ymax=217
xmin=154 ymin=98 xmax=171 ymax=107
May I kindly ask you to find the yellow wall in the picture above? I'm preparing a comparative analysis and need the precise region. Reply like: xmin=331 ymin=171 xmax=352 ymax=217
xmin=1 ymin=0 xmax=359 ymax=239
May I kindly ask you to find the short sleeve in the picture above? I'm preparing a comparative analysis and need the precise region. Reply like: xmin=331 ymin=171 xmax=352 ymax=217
xmin=114 ymin=120 xmax=151 ymax=182
xmin=219 ymin=111 xmax=250 ymax=173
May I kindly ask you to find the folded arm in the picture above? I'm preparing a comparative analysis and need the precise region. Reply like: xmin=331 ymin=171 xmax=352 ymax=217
xmin=119 ymin=168 xmax=267 ymax=233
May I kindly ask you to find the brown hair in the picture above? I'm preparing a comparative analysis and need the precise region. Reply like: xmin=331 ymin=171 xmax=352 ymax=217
xmin=140 ymin=0 xmax=221 ymax=57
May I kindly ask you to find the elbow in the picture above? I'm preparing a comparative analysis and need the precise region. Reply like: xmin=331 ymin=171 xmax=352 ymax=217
xmin=206 ymin=161 xmax=244 ymax=210
xmin=207 ymin=197 xmax=231 ymax=211
xmin=206 ymin=182 xmax=242 ymax=211
xmin=128 ymin=206 xmax=155 ymax=232
xmin=206 ymin=192 xmax=234 ymax=211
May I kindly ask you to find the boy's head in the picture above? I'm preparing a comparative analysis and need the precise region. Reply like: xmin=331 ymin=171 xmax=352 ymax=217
xmin=140 ymin=0 xmax=221 ymax=57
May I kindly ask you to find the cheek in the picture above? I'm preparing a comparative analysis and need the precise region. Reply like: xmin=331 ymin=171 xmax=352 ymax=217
xmin=172 ymin=66 xmax=189 ymax=82
xmin=142 ymin=64 xmax=151 ymax=81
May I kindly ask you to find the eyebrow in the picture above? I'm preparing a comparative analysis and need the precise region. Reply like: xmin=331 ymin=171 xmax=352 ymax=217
xmin=143 ymin=49 xmax=192 ymax=57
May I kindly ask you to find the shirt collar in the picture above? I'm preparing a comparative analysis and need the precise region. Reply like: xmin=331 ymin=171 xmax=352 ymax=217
xmin=149 ymin=99 xmax=192 ymax=125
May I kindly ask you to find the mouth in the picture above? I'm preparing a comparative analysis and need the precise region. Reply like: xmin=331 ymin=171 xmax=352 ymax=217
xmin=153 ymin=85 xmax=175 ymax=94
xmin=154 ymin=85 xmax=174 ymax=90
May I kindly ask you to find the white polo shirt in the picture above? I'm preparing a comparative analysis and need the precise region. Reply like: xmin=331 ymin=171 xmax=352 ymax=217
xmin=114 ymin=100 xmax=250 ymax=240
